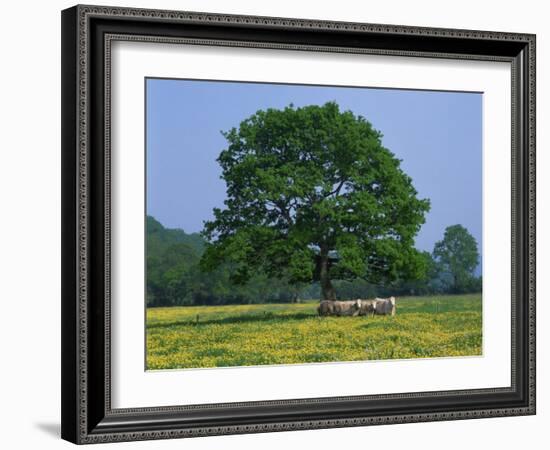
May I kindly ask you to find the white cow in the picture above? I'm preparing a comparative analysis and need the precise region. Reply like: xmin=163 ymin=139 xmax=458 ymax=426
xmin=318 ymin=300 xmax=362 ymax=317
xmin=373 ymin=296 xmax=396 ymax=316
xmin=357 ymin=299 xmax=377 ymax=316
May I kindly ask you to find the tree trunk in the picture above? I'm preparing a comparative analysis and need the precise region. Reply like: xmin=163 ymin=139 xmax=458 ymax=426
xmin=452 ymin=273 xmax=458 ymax=294
xmin=319 ymin=249 xmax=336 ymax=300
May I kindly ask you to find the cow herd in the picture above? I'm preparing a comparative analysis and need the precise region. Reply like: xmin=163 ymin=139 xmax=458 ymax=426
xmin=317 ymin=297 xmax=396 ymax=317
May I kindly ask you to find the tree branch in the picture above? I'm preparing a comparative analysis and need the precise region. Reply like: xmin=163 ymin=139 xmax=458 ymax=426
xmin=325 ymin=179 xmax=346 ymax=198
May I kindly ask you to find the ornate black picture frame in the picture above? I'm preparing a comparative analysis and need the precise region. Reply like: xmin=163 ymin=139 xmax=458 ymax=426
xmin=61 ymin=4 xmax=536 ymax=444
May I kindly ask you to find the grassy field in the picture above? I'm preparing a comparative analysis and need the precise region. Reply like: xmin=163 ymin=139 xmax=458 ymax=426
xmin=146 ymin=294 xmax=482 ymax=370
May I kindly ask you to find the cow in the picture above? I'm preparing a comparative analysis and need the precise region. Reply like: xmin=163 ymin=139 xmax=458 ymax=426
xmin=317 ymin=300 xmax=362 ymax=317
xmin=373 ymin=296 xmax=396 ymax=316
xmin=317 ymin=300 xmax=336 ymax=316
xmin=357 ymin=299 xmax=377 ymax=316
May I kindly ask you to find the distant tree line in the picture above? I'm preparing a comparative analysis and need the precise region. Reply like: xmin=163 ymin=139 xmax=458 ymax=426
xmin=146 ymin=216 xmax=481 ymax=307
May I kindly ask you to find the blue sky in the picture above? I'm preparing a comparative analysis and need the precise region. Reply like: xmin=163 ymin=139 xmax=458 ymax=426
xmin=146 ymin=78 xmax=482 ymax=258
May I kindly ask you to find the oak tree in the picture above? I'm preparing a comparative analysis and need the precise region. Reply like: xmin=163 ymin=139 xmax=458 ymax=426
xmin=201 ymin=102 xmax=430 ymax=300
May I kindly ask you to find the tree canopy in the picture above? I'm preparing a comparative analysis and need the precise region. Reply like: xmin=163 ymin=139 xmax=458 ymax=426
xmin=433 ymin=224 xmax=480 ymax=293
xmin=200 ymin=102 xmax=430 ymax=300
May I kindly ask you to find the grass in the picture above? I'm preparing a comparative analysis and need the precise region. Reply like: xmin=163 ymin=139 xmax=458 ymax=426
xmin=146 ymin=294 xmax=482 ymax=370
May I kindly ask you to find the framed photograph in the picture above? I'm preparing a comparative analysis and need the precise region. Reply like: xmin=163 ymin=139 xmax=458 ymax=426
xmin=61 ymin=4 xmax=536 ymax=444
